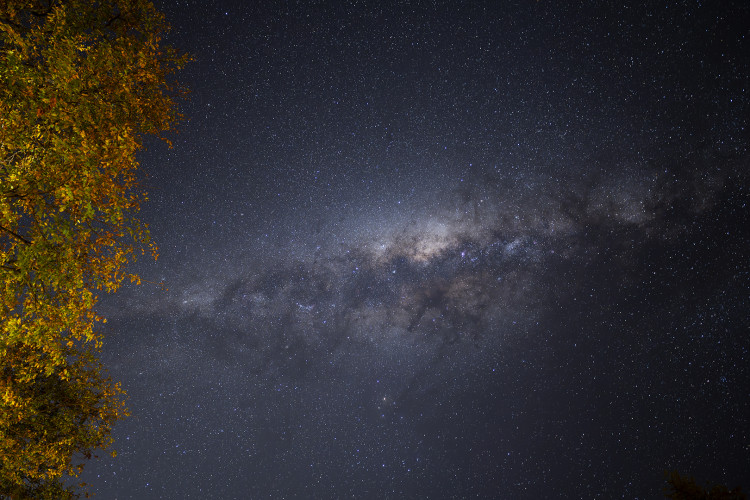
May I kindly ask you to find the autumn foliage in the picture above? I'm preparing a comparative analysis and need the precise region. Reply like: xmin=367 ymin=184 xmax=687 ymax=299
xmin=0 ymin=0 xmax=186 ymax=497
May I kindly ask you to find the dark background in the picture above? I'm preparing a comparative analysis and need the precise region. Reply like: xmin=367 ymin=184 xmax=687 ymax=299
xmin=81 ymin=1 xmax=749 ymax=498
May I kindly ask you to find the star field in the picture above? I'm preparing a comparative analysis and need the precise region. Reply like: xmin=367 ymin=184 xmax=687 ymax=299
xmin=81 ymin=1 xmax=749 ymax=498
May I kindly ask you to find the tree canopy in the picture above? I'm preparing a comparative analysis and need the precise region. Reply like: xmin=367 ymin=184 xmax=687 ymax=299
xmin=665 ymin=471 xmax=747 ymax=500
xmin=1 ymin=0 xmax=186 ymax=497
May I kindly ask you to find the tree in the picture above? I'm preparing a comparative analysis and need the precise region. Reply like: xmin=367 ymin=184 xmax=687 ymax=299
xmin=665 ymin=470 xmax=747 ymax=500
xmin=1 ymin=0 xmax=186 ymax=496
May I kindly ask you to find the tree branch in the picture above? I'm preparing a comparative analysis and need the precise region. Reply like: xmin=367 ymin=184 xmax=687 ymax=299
xmin=0 ymin=225 xmax=32 ymax=245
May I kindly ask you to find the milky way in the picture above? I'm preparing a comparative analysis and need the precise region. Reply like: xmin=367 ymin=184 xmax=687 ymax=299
xmin=88 ymin=155 xmax=749 ymax=497
xmin=81 ymin=1 xmax=749 ymax=498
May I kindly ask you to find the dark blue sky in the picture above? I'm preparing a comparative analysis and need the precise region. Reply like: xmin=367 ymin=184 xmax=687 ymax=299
xmin=83 ymin=1 xmax=749 ymax=498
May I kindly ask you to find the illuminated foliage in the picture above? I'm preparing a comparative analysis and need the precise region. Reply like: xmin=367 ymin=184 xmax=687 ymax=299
xmin=1 ymin=0 xmax=186 ymax=496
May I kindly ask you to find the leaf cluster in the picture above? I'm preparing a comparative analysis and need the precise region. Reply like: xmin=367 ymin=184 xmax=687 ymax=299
xmin=0 ymin=0 xmax=186 ymax=497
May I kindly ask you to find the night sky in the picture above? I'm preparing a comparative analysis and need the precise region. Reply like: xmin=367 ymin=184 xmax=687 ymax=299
xmin=81 ymin=1 xmax=749 ymax=498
